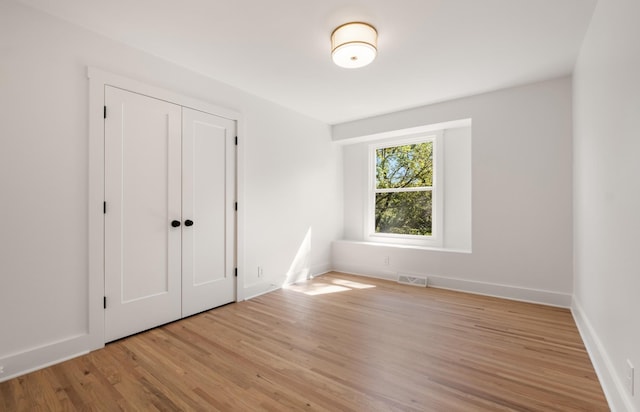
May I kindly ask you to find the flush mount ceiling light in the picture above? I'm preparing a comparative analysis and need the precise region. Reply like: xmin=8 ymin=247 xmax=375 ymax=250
xmin=331 ymin=22 xmax=378 ymax=69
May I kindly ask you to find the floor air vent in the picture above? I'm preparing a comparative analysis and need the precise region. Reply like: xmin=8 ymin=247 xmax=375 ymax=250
xmin=397 ymin=274 xmax=428 ymax=287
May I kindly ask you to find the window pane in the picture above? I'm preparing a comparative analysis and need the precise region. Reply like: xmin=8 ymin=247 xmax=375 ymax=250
xmin=375 ymin=191 xmax=432 ymax=236
xmin=376 ymin=142 xmax=433 ymax=189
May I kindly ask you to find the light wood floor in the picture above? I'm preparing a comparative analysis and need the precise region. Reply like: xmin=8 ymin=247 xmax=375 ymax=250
xmin=0 ymin=272 xmax=608 ymax=411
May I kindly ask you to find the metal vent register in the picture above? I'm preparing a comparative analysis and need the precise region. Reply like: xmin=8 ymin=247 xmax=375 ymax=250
xmin=397 ymin=274 xmax=428 ymax=287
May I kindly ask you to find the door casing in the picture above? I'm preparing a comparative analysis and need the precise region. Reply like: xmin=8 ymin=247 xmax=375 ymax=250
xmin=88 ymin=67 xmax=244 ymax=350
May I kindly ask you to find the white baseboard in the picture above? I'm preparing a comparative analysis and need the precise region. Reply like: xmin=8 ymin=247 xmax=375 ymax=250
xmin=243 ymin=282 xmax=281 ymax=300
xmin=572 ymin=297 xmax=633 ymax=412
xmin=0 ymin=333 xmax=90 ymax=383
xmin=243 ymin=263 xmax=331 ymax=301
xmin=332 ymin=262 xmax=572 ymax=307
xmin=309 ymin=263 xmax=331 ymax=279
xmin=427 ymin=275 xmax=571 ymax=307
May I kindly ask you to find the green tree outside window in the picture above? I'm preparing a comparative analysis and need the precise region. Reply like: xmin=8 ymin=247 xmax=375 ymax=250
xmin=375 ymin=142 xmax=433 ymax=236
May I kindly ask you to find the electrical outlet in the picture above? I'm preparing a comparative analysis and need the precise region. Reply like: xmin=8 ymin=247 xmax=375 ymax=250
xmin=384 ymin=256 xmax=390 ymax=266
xmin=257 ymin=266 xmax=263 ymax=278
xmin=627 ymin=359 xmax=635 ymax=396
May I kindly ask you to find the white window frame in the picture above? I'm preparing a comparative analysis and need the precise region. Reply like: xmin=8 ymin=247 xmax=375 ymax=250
xmin=365 ymin=132 xmax=444 ymax=247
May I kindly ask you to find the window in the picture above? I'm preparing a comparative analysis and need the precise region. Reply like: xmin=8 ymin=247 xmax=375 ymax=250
xmin=366 ymin=133 xmax=443 ymax=246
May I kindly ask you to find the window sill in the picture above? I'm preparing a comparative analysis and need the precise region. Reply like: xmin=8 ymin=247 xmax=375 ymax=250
xmin=334 ymin=239 xmax=471 ymax=254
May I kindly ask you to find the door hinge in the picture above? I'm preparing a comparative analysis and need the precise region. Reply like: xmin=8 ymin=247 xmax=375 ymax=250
xmin=103 ymin=296 xmax=107 ymax=309
xmin=234 ymin=268 xmax=238 ymax=277
xmin=103 ymin=106 xmax=107 ymax=119
xmin=235 ymin=136 xmax=238 ymax=146
xmin=103 ymin=201 xmax=106 ymax=214
xmin=234 ymin=202 xmax=238 ymax=211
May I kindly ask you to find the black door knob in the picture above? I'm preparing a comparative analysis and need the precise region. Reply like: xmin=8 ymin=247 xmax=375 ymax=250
xmin=171 ymin=220 xmax=181 ymax=227
xmin=184 ymin=220 xmax=194 ymax=227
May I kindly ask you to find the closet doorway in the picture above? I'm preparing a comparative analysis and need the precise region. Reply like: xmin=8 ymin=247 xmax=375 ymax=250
xmin=103 ymin=86 xmax=236 ymax=342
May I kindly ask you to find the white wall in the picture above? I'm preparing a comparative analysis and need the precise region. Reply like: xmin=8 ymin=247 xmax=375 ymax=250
xmin=341 ymin=125 xmax=472 ymax=251
xmin=0 ymin=1 xmax=342 ymax=380
xmin=333 ymin=77 xmax=574 ymax=307
xmin=442 ymin=127 xmax=473 ymax=251
xmin=573 ymin=0 xmax=640 ymax=409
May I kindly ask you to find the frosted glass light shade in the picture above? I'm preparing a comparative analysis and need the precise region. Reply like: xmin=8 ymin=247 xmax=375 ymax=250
xmin=331 ymin=22 xmax=377 ymax=69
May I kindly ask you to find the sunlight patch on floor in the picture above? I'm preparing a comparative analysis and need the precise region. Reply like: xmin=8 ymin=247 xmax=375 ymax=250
xmin=286 ymin=278 xmax=376 ymax=296
xmin=330 ymin=279 xmax=376 ymax=290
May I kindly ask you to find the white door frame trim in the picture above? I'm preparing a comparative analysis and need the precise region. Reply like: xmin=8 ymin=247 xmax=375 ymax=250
xmin=88 ymin=67 xmax=244 ymax=351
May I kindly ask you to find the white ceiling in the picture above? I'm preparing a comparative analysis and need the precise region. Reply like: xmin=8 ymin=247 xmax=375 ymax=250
xmin=18 ymin=0 xmax=597 ymax=124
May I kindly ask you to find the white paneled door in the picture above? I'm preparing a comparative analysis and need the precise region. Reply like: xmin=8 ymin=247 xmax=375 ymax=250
xmin=104 ymin=86 xmax=235 ymax=342
xmin=181 ymin=108 xmax=236 ymax=317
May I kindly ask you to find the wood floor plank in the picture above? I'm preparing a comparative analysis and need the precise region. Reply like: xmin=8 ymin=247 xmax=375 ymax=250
xmin=0 ymin=272 xmax=609 ymax=411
